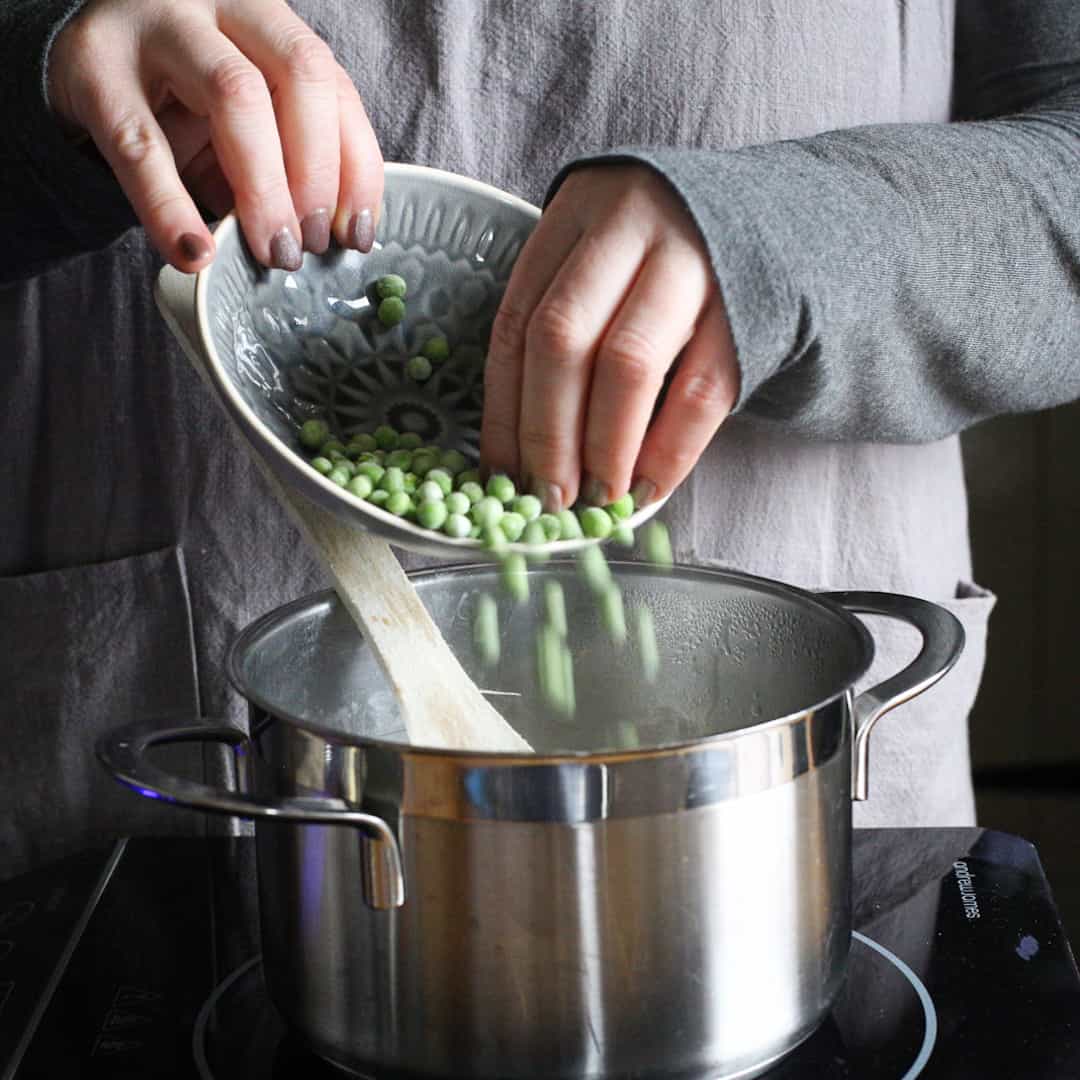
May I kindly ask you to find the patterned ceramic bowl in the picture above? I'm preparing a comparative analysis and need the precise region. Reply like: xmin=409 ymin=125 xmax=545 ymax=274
xmin=194 ymin=163 xmax=666 ymax=558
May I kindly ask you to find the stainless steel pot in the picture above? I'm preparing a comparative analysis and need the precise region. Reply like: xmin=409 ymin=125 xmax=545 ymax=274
xmin=98 ymin=562 xmax=963 ymax=1080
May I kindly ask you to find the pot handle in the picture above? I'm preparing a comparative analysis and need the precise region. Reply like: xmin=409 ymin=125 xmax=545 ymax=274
xmin=96 ymin=720 xmax=405 ymax=909
xmin=821 ymin=592 xmax=965 ymax=802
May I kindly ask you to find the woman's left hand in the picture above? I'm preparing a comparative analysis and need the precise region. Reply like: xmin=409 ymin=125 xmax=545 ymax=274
xmin=480 ymin=164 xmax=740 ymax=512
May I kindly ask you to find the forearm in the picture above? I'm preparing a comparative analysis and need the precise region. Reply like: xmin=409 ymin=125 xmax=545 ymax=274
xmin=545 ymin=9 xmax=1080 ymax=443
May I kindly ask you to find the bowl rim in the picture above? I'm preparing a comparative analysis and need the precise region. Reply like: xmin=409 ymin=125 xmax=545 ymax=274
xmin=193 ymin=162 xmax=667 ymax=558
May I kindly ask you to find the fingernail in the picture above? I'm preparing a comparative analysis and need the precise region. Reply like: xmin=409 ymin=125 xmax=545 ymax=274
xmin=178 ymin=232 xmax=212 ymax=264
xmin=270 ymin=227 xmax=302 ymax=271
xmin=531 ymin=479 xmax=564 ymax=514
xmin=581 ymin=474 xmax=608 ymax=507
xmin=300 ymin=209 xmax=330 ymax=254
xmin=631 ymin=478 xmax=657 ymax=507
xmin=348 ymin=208 xmax=375 ymax=253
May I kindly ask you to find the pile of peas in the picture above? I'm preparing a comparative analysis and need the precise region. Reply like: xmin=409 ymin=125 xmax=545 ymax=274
xmin=297 ymin=272 xmax=676 ymax=723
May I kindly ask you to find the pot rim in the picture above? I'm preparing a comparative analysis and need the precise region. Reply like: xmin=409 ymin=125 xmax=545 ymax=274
xmin=225 ymin=560 xmax=876 ymax=763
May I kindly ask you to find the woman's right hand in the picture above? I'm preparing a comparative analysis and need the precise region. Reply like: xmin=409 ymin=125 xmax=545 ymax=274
xmin=46 ymin=0 xmax=383 ymax=272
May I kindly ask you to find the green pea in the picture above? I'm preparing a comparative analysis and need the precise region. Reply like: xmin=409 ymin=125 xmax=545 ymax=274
xmin=522 ymin=519 xmax=549 ymax=559
xmin=377 ymin=296 xmax=406 ymax=327
xmin=386 ymin=491 xmax=412 ymax=516
xmin=443 ymin=513 xmax=472 ymax=539
xmin=402 ymin=472 xmax=419 ymax=494
xmin=612 ymin=523 xmax=635 ymax=548
xmin=458 ymin=481 xmax=484 ymax=505
xmin=417 ymin=499 xmax=448 ymax=530
xmin=511 ymin=494 xmax=542 ymax=521
xmin=498 ymin=511 xmax=526 ymax=542
xmin=407 ymin=355 xmax=432 ymax=382
xmin=328 ymin=467 xmax=351 ymax=487
xmin=368 ymin=489 xmax=391 ymax=507
xmin=375 ymin=274 xmax=407 ymax=300
xmin=469 ymin=524 xmax=482 ymax=539
xmin=580 ymin=507 xmax=613 ymax=539
xmin=562 ymin=648 xmax=577 ymax=717
xmin=599 ymin=585 xmax=627 ymax=645
xmin=421 ymin=335 xmax=450 ymax=363
xmin=416 ymin=480 xmax=444 ymax=503
xmin=425 ymin=468 xmax=453 ymax=496
xmin=348 ymin=432 xmax=378 ymax=454
xmin=455 ymin=468 xmax=481 ymax=488
xmin=310 ymin=456 xmax=333 ymax=475
xmin=444 ymin=491 xmax=471 ymax=516
xmin=487 ymin=473 xmax=516 ymax=504
xmin=557 ymin=509 xmax=584 ymax=540
xmin=643 ymin=521 xmax=673 ymax=569
xmin=372 ymin=450 xmax=386 ymax=463
xmin=422 ymin=443 xmax=442 ymax=456
xmin=636 ymin=607 xmax=659 ymax=683
xmin=347 ymin=474 xmax=374 ymax=499
xmin=536 ymin=622 xmax=571 ymax=716
xmin=500 ymin=552 xmax=529 ymax=603
xmin=320 ymin=438 xmax=346 ymax=457
xmin=356 ymin=462 xmax=385 ymax=485
xmin=440 ymin=449 xmax=467 ymax=475
xmin=473 ymin=593 xmax=500 ymax=666
xmin=482 ymin=523 xmax=508 ymax=553
xmin=578 ymin=544 xmax=612 ymax=594
xmin=299 ymin=418 xmax=330 ymax=449
xmin=373 ymin=425 xmax=399 ymax=450
xmin=398 ymin=432 xmax=423 ymax=450
xmin=379 ymin=466 xmax=405 ymax=493
xmin=537 ymin=513 xmax=562 ymax=542
xmin=544 ymin=581 xmax=567 ymax=638
xmin=471 ymin=496 xmax=504 ymax=529
xmin=607 ymin=493 xmax=635 ymax=521
xmin=386 ymin=449 xmax=413 ymax=470
xmin=411 ymin=450 xmax=439 ymax=477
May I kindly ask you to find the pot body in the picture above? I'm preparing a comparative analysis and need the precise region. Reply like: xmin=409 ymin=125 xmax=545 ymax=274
xmin=251 ymin=700 xmax=853 ymax=1080
xmin=97 ymin=564 xmax=964 ymax=1079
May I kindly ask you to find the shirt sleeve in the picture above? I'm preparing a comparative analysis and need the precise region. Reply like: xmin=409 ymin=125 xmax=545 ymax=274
xmin=545 ymin=0 xmax=1080 ymax=444
xmin=0 ymin=0 xmax=138 ymax=286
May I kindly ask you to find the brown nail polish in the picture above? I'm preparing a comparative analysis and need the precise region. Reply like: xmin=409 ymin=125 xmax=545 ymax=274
xmin=348 ymin=208 xmax=375 ymax=253
xmin=631 ymin=478 xmax=657 ymax=507
xmin=531 ymin=479 xmax=564 ymax=514
xmin=581 ymin=474 xmax=608 ymax=507
xmin=269 ymin=227 xmax=302 ymax=271
xmin=300 ymin=209 xmax=330 ymax=254
xmin=178 ymin=232 xmax=211 ymax=264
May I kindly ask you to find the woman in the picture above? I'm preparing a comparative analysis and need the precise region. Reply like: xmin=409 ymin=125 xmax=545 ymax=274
xmin=2 ymin=0 xmax=1077 ymax=874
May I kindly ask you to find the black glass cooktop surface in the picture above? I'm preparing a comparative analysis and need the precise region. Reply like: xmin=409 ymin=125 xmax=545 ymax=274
xmin=0 ymin=829 xmax=1077 ymax=1079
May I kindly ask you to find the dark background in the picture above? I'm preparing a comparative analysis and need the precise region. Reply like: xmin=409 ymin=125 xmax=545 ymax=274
xmin=963 ymin=396 xmax=1080 ymax=948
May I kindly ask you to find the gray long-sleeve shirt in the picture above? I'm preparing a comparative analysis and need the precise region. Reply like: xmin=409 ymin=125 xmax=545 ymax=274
xmin=1 ymin=0 xmax=1077 ymax=873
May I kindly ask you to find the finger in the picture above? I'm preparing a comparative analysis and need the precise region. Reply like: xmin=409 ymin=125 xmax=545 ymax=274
xmin=631 ymin=296 xmax=740 ymax=506
xmin=220 ymin=5 xmax=341 ymax=254
xmin=515 ymin=223 xmax=648 ymax=510
xmin=331 ymin=67 xmax=385 ymax=252
xmin=580 ymin=246 xmax=711 ymax=505
xmin=155 ymin=17 xmax=302 ymax=269
xmin=479 ymin=212 xmax=583 ymax=483
xmin=81 ymin=83 xmax=214 ymax=272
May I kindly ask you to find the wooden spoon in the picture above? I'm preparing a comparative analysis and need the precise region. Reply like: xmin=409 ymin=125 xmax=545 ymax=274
xmin=265 ymin=468 xmax=534 ymax=753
